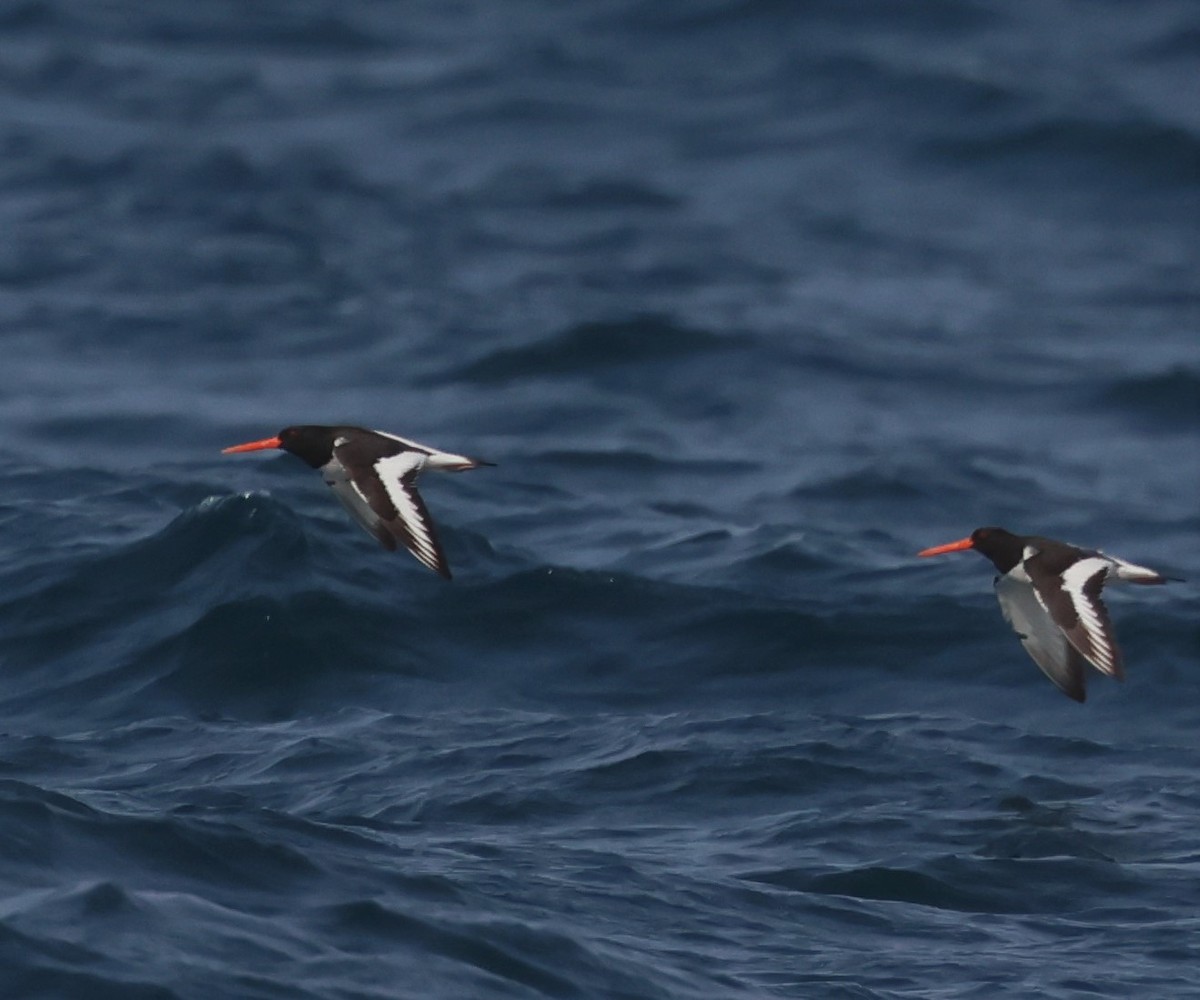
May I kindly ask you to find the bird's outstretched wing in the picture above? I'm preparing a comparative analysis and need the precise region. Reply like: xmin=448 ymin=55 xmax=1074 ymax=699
xmin=1024 ymin=554 xmax=1124 ymax=680
xmin=995 ymin=573 xmax=1088 ymax=702
xmin=325 ymin=441 xmax=451 ymax=579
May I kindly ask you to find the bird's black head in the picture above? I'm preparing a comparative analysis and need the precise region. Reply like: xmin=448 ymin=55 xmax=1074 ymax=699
xmin=918 ymin=525 xmax=1024 ymax=574
xmin=966 ymin=526 xmax=1023 ymax=573
xmin=276 ymin=425 xmax=340 ymax=469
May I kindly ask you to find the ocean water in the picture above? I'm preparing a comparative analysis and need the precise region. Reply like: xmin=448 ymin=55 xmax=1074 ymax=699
xmin=1 ymin=1 xmax=1198 ymax=997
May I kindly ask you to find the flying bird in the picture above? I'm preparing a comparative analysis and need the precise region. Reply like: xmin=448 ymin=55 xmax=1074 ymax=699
xmin=918 ymin=527 xmax=1177 ymax=702
xmin=223 ymin=425 xmax=492 ymax=579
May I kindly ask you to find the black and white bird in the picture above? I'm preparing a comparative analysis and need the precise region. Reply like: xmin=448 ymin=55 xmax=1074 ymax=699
xmin=918 ymin=527 xmax=1177 ymax=702
xmin=223 ymin=425 xmax=492 ymax=579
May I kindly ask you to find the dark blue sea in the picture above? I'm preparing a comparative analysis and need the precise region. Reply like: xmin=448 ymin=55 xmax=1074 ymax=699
xmin=1 ymin=2 xmax=1198 ymax=997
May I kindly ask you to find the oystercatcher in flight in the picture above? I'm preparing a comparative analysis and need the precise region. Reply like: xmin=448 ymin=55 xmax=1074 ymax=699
xmin=918 ymin=527 xmax=1178 ymax=702
xmin=223 ymin=425 xmax=493 ymax=579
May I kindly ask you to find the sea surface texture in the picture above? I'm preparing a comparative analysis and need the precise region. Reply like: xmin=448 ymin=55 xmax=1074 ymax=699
xmin=1 ymin=2 xmax=1198 ymax=998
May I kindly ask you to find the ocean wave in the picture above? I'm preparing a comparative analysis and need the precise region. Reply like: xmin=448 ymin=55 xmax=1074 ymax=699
xmin=31 ymin=3 xmax=387 ymax=52
xmin=922 ymin=116 xmax=1200 ymax=185
xmin=319 ymin=900 xmax=624 ymax=998
xmin=4 ymin=476 xmax=1192 ymax=728
xmin=610 ymin=0 xmax=998 ymax=34
xmin=0 ymin=4 xmax=1196 ymax=993
xmin=529 ymin=447 xmax=755 ymax=475
xmin=754 ymin=863 xmax=1012 ymax=913
xmin=441 ymin=315 xmax=746 ymax=383
xmin=1097 ymin=366 xmax=1200 ymax=429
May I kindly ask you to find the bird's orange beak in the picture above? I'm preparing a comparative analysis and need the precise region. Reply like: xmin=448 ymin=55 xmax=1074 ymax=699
xmin=222 ymin=436 xmax=282 ymax=454
xmin=917 ymin=537 xmax=975 ymax=558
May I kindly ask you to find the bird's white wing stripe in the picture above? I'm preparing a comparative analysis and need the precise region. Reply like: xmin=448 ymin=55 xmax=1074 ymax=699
xmin=375 ymin=451 xmax=425 ymax=482
xmin=374 ymin=453 xmax=439 ymax=561
xmin=373 ymin=429 xmax=473 ymax=469
xmin=348 ymin=476 xmax=372 ymax=508
xmin=1060 ymin=557 xmax=1116 ymax=670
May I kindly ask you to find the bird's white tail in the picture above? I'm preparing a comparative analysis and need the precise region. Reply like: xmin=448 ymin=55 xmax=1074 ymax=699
xmin=426 ymin=451 xmax=493 ymax=472
xmin=1105 ymin=553 xmax=1175 ymax=585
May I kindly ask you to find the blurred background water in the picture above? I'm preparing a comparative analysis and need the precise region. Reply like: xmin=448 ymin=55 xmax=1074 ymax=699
xmin=0 ymin=2 xmax=1197 ymax=997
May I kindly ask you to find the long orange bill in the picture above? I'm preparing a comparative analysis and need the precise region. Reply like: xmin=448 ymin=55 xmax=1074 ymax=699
xmin=917 ymin=537 xmax=975 ymax=558
xmin=222 ymin=436 xmax=283 ymax=454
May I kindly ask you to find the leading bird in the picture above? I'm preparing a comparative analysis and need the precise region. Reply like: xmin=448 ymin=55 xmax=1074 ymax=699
xmin=223 ymin=425 xmax=492 ymax=579
xmin=918 ymin=527 xmax=1177 ymax=702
